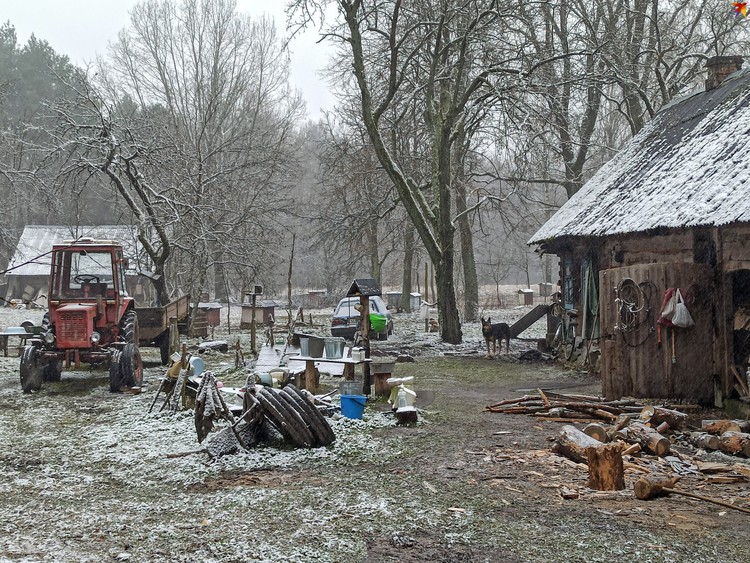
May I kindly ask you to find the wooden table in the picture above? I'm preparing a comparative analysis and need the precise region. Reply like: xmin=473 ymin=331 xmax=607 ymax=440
xmin=288 ymin=356 xmax=371 ymax=392
xmin=0 ymin=329 xmax=35 ymax=357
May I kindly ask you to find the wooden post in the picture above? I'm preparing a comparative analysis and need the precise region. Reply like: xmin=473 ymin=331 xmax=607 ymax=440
xmin=250 ymin=293 xmax=257 ymax=355
xmin=587 ymin=443 xmax=625 ymax=491
xmin=361 ymin=296 xmax=371 ymax=396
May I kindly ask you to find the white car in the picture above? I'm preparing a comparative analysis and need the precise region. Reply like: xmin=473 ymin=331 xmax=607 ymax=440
xmin=330 ymin=295 xmax=394 ymax=340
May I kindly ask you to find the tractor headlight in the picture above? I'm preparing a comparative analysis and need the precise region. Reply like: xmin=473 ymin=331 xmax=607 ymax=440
xmin=43 ymin=332 xmax=55 ymax=345
xmin=90 ymin=332 xmax=101 ymax=344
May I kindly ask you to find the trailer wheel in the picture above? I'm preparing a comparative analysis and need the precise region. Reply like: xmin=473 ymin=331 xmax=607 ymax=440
xmin=119 ymin=342 xmax=143 ymax=389
xmin=120 ymin=309 xmax=139 ymax=344
xmin=158 ymin=331 xmax=170 ymax=366
xmin=43 ymin=359 xmax=62 ymax=382
xmin=20 ymin=345 xmax=43 ymax=393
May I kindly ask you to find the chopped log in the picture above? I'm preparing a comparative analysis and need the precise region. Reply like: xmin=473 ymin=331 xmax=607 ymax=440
xmin=701 ymin=419 xmax=742 ymax=435
xmin=583 ymin=423 xmax=610 ymax=443
xmin=621 ymin=422 xmax=671 ymax=457
xmin=689 ymin=431 xmax=721 ymax=451
xmin=532 ymin=417 xmax=599 ymax=423
xmin=718 ymin=431 xmax=750 ymax=457
xmin=587 ymin=443 xmax=625 ymax=491
xmin=553 ymin=424 xmax=603 ymax=463
xmin=639 ymin=405 xmax=687 ymax=430
xmin=655 ymin=421 xmax=671 ymax=435
xmin=613 ymin=414 xmax=632 ymax=432
xmin=621 ymin=443 xmax=642 ymax=456
xmin=634 ymin=476 xmax=750 ymax=515
xmin=633 ymin=475 xmax=681 ymax=500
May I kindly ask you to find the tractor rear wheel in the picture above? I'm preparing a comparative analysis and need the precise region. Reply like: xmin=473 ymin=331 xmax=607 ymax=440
xmin=20 ymin=345 xmax=43 ymax=393
xmin=120 ymin=309 xmax=139 ymax=344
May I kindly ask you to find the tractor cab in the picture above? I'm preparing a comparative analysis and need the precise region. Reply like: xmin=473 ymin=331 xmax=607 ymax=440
xmin=48 ymin=239 xmax=132 ymax=339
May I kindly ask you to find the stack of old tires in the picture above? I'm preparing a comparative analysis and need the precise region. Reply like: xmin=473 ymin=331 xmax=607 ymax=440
xmin=252 ymin=384 xmax=336 ymax=448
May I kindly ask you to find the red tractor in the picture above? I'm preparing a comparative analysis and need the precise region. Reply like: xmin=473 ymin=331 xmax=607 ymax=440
xmin=20 ymin=238 xmax=143 ymax=393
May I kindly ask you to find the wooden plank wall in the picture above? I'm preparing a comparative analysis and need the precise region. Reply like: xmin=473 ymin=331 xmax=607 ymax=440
xmin=600 ymin=262 xmax=715 ymax=402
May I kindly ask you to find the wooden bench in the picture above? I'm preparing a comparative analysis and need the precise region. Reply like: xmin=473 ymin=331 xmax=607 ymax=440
xmin=0 ymin=327 xmax=35 ymax=357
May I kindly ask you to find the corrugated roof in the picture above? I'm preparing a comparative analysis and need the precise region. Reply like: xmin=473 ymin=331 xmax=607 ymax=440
xmin=529 ymin=68 xmax=750 ymax=244
xmin=6 ymin=225 xmax=140 ymax=277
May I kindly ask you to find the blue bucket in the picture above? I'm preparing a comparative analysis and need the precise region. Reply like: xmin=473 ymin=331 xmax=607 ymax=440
xmin=340 ymin=395 xmax=367 ymax=419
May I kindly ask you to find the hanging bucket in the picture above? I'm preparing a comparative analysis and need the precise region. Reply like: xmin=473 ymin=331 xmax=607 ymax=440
xmin=340 ymin=395 xmax=367 ymax=419
xmin=369 ymin=313 xmax=387 ymax=332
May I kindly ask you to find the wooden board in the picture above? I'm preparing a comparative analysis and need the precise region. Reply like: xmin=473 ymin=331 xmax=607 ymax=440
xmin=599 ymin=262 xmax=714 ymax=402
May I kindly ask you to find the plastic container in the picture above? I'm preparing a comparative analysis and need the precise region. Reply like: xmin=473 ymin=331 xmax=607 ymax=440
xmin=324 ymin=337 xmax=345 ymax=359
xmin=340 ymin=394 xmax=367 ymax=419
xmin=339 ymin=380 xmax=362 ymax=396
xmin=351 ymin=347 xmax=365 ymax=362
xmin=369 ymin=313 xmax=387 ymax=332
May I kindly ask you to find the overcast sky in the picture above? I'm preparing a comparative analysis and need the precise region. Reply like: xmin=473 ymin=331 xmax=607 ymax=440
xmin=3 ymin=0 xmax=336 ymax=121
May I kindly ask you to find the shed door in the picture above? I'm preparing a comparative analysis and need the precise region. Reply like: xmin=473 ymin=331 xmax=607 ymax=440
xmin=600 ymin=262 xmax=714 ymax=402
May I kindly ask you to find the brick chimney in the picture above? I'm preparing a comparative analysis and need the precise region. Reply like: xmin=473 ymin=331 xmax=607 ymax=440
xmin=705 ymin=55 xmax=744 ymax=90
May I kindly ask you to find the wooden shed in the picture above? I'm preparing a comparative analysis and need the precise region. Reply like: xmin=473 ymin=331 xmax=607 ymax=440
xmin=4 ymin=225 xmax=147 ymax=306
xmin=529 ymin=56 xmax=750 ymax=404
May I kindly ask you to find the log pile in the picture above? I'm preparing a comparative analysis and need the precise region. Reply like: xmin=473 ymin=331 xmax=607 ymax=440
xmin=485 ymin=388 xmax=750 ymax=512
xmin=485 ymin=389 xmax=652 ymax=422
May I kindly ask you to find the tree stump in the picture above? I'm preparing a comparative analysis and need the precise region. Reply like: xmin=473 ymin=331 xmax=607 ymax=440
xmin=587 ymin=443 xmax=625 ymax=491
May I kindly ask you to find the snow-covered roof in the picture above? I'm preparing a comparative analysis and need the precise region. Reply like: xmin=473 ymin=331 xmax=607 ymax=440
xmin=6 ymin=225 xmax=140 ymax=277
xmin=529 ymin=68 xmax=750 ymax=245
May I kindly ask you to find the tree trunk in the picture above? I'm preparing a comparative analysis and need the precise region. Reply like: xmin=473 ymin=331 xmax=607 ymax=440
xmin=688 ymin=431 xmax=720 ymax=451
xmin=718 ymin=431 xmax=750 ymax=457
xmin=400 ymin=224 xmax=415 ymax=312
xmin=367 ymin=220 xmax=381 ymax=286
xmin=435 ymin=251 xmax=462 ymax=344
xmin=701 ymin=419 xmax=743 ymax=435
xmin=455 ymin=181 xmax=478 ymax=322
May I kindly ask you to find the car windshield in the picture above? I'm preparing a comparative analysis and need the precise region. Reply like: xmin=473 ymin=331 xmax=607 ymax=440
xmin=51 ymin=249 xmax=115 ymax=299
xmin=334 ymin=298 xmax=382 ymax=317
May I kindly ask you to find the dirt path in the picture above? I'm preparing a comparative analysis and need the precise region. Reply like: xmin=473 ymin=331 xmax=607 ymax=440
xmin=0 ymin=327 xmax=749 ymax=561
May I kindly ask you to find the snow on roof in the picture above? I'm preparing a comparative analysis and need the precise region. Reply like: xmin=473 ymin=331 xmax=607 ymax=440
xmin=529 ymin=68 xmax=750 ymax=245
xmin=6 ymin=225 xmax=140 ymax=277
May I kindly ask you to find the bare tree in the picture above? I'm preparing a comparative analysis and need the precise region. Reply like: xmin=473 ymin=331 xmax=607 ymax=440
xmin=291 ymin=0 xmax=533 ymax=343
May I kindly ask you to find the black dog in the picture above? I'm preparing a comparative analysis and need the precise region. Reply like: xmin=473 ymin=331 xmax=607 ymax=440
xmin=481 ymin=317 xmax=510 ymax=357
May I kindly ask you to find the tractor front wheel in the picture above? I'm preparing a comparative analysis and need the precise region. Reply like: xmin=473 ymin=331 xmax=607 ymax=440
xmin=20 ymin=345 xmax=43 ymax=393
xmin=120 ymin=343 xmax=143 ymax=389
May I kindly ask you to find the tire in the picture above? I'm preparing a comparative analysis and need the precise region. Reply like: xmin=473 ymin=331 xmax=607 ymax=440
xmin=120 ymin=309 xmax=139 ymax=344
xmin=262 ymin=388 xmax=315 ymax=447
xmin=20 ymin=345 xmax=43 ymax=393
xmin=258 ymin=388 xmax=312 ymax=447
xmin=284 ymin=384 xmax=335 ymax=446
xmin=43 ymin=359 xmax=62 ymax=382
xmin=377 ymin=330 xmax=387 ymax=341
xmin=119 ymin=342 xmax=144 ymax=389
xmin=109 ymin=350 xmax=123 ymax=392
xmin=275 ymin=388 xmax=318 ymax=447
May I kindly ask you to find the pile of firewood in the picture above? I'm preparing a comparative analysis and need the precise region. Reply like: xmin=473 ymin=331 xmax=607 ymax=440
xmin=486 ymin=389 xmax=750 ymax=513
xmin=485 ymin=390 xmax=660 ymax=422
